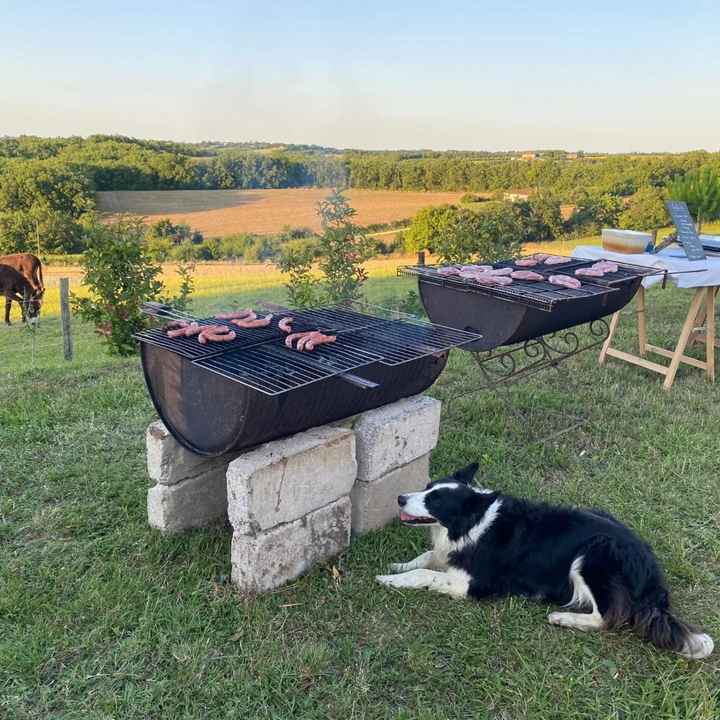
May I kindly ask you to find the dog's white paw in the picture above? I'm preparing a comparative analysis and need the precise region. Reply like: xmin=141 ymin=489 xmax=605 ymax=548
xmin=388 ymin=562 xmax=409 ymax=573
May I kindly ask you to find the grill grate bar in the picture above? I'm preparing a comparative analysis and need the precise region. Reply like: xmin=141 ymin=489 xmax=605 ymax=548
xmin=193 ymin=336 xmax=385 ymax=396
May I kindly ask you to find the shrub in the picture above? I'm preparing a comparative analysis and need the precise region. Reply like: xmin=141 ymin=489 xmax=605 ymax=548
xmin=668 ymin=167 xmax=720 ymax=232
xmin=72 ymin=218 xmax=193 ymax=355
xmin=618 ymin=187 xmax=669 ymax=232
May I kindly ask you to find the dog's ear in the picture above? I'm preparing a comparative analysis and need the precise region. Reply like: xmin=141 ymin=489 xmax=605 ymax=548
xmin=453 ymin=462 xmax=479 ymax=485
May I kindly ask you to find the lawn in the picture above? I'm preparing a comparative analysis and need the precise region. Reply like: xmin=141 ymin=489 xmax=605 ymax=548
xmin=1 ymin=243 xmax=719 ymax=719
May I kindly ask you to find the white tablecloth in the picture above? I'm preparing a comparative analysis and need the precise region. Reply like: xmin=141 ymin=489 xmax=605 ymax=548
xmin=571 ymin=245 xmax=720 ymax=289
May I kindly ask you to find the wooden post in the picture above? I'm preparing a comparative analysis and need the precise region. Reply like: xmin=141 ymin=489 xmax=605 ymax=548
xmin=60 ymin=278 xmax=73 ymax=361
xmin=417 ymin=251 xmax=425 ymax=266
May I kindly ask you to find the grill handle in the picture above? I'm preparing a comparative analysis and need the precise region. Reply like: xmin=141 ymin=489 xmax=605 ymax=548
xmin=339 ymin=373 xmax=380 ymax=390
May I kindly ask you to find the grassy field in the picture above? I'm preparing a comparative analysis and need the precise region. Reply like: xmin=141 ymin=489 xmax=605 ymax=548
xmin=1 ymin=239 xmax=719 ymax=719
xmin=96 ymin=188 xmax=466 ymax=237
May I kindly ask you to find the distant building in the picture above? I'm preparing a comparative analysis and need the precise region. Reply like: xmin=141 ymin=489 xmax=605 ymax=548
xmin=504 ymin=189 xmax=533 ymax=202
xmin=521 ymin=151 xmax=540 ymax=161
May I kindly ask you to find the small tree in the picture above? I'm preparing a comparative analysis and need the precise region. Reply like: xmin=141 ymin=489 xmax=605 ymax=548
xmin=668 ymin=167 xmax=720 ymax=233
xmin=618 ymin=187 xmax=669 ymax=234
xmin=277 ymin=190 xmax=375 ymax=307
xmin=72 ymin=217 xmax=193 ymax=355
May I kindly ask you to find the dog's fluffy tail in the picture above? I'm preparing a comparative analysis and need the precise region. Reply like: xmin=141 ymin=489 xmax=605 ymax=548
xmin=604 ymin=584 xmax=713 ymax=659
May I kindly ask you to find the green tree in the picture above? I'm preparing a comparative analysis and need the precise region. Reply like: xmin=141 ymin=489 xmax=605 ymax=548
xmin=668 ymin=167 xmax=720 ymax=232
xmin=618 ymin=187 xmax=669 ymax=233
xmin=72 ymin=218 xmax=193 ymax=355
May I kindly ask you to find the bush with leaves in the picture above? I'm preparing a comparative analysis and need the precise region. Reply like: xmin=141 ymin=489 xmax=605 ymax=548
xmin=72 ymin=218 xmax=193 ymax=355
xmin=668 ymin=167 xmax=720 ymax=232
xmin=405 ymin=204 xmax=523 ymax=264
xmin=618 ymin=187 xmax=669 ymax=233
xmin=277 ymin=190 xmax=375 ymax=306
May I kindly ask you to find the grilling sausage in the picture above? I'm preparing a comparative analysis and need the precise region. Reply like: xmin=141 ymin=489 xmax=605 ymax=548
xmin=198 ymin=325 xmax=236 ymax=344
xmin=304 ymin=333 xmax=336 ymax=351
xmin=230 ymin=313 xmax=273 ymax=329
xmin=278 ymin=316 xmax=294 ymax=333
xmin=510 ymin=270 xmax=544 ymax=281
xmin=285 ymin=330 xmax=337 ymax=351
xmin=165 ymin=321 xmax=189 ymax=338
xmin=549 ymin=274 xmax=582 ymax=289
xmin=215 ymin=308 xmax=254 ymax=320
xmin=183 ymin=322 xmax=203 ymax=337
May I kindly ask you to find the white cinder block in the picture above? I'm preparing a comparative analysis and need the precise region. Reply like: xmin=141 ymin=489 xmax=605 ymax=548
xmin=352 ymin=396 xmax=441 ymax=481
xmin=147 ymin=466 xmax=227 ymax=534
xmin=226 ymin=426 xmax=356 ymax=531
xmin=146 ymin=420 xmax=234 ymax=485
xmin=231 ymin=497 xmax=351 ymax=592
xmin=351 ymin=454 xmax=431 ymax=534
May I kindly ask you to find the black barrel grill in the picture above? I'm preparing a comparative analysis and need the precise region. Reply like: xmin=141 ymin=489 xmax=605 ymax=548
xmin=400 ymin=256 xmax=660 ymax=351
xmin=135 ymin=304 xmax=481 ymax=456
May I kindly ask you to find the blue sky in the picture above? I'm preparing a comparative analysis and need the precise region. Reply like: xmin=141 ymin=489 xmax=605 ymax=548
xmin=2 ymin=1 xmax=719 ymax=151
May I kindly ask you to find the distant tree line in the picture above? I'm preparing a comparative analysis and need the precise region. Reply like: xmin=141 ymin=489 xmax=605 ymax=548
xmin=1 ymin=134 xmax=720 ymax=255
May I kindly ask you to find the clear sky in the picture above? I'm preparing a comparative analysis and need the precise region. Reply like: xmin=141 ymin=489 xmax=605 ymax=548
xmin=2 ymin=1 xmax=719 ymax=152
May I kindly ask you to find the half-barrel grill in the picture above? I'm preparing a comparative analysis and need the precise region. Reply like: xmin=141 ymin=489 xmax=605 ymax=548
xmin=135 ymin=304 xmax=480 ymax=456
xmin=400 ymin=256 xmax=659 ymax=351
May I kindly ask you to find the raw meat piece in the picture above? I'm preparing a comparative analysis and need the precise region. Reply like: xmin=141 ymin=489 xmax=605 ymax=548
xmin=472 ymin=274 xmax=513 ymax=286
xmin=543 ymin=255 xmax=569 ymax=265
xmin=592 ymin=261 xmax=619 ymax=273
xmin=549 ymin=274 xmax=582 ymax=289
xmin=486 ymin=267 xmax=513 ymax=276
xmin=575 ymin=268 xmax=605 ymax=278
xmin=437 ymin=266 xmax=461 ymax=276
xmin=510 ymin=270 xmax=544 ymax=281
xmin=515 ymin=258 xmax=539 ymax=267
xmin=278 ymin=316 xmax=294 ymax=332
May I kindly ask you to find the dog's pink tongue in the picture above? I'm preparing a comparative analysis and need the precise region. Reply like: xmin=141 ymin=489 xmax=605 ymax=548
xmin=400 ymin=511 xmax=414 ymax=522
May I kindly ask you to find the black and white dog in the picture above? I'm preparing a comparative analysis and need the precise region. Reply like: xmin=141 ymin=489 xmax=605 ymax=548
xmin=376 ymin=463 xmax=713 ymax=660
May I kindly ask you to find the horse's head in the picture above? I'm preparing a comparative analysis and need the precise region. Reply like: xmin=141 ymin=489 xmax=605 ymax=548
xmin=23 ymin=287 xmax=44 ymax=323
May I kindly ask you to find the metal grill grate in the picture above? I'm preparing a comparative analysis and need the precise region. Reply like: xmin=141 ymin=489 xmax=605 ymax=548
xmin=193 ymin=336 xmax=384 ymax=395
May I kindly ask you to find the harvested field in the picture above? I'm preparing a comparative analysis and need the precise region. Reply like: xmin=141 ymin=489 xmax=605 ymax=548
xmin=96 ymin=188 xmax=465 ymax=236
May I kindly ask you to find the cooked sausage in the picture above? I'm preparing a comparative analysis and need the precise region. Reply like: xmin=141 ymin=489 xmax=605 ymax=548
xmin=198 ymin=327 xmax=236 ymax=344
xmin=166 ymin=321 xmax=189 ymax=338
xmin=549 ymin=274 xmax=582 ymax=289
xmin=285 ymin=331 xmax=313 ymax=348
xmin=305 ymin=333 xmax=336 ymax=351
xmin=510 ymin=270 xmax=544 ymax=281
xmin=215 ymin=308 xmax=254 ymax=320
xmin=278 ymin=316 xmax=294 ymax=333
xmin=230 ymin=313 xmax=273 ymax=329
xmin=183 ymin=322 xmax=203 ymax=337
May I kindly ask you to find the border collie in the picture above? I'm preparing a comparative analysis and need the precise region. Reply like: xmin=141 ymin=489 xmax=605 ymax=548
xmin=376 ymin=463 xmax=713 ymax=659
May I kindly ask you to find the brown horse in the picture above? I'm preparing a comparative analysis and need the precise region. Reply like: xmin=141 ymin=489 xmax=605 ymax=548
xmin=0 ymin=264 xmax=43 ymax=325
xmin=0 ymin=253 xmax=44 ymax=292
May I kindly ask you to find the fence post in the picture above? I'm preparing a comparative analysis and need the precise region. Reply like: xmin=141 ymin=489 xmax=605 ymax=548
xmin=60 ymin=278 xmax=73 ymax=361
xmin=417 ymin=251 xmax=425 ymax=266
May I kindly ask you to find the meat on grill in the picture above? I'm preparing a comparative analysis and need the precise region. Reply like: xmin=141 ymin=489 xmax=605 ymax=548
xmin=549 ymin=274 xmax=582 ymax=289
xmin=198 ymin=324 xmax=236 ymax=344
xmin=515 ymin=258 xmax=539 ymax=267
xmin=575 ymin=267 xmax=605 ymax=278
xmin=486 ymin=267 xmax=513 ymax=277
xmin=511 ymin=270 xmax=544 ymax=281
xmin=278 ymin=316 xmax=294 ymax=333
xmin=472 ymin=274 xmax=513 ymax=286
xmin=165 ymin=321 xmax=203 ymax=338
xmin=215 ymin=308 xmax=254 ymax=320
xmin=544 ymin=256 xmax=568 ymax=265
xmin=592 ymin=261 xmax=619 ymax=273
xmin=285 ymin=330 xmax=337 ymax=351
xmin=230 ymin=313 xmax=273 ymax=329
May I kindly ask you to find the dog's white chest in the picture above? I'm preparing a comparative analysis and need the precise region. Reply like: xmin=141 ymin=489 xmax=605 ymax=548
xmin=431 ymin=526 xmax=452 ymax=568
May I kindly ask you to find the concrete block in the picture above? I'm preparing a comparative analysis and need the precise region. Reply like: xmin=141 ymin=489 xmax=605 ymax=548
xmin=351 ymin=453 xmax=431 ymax=534
xmin=352 ymin=395 xmax=441 ymax=481
xmin=146 ymin=420 xmax=234 ymax=485
xmin=226 ymin=426 xmax=356 ymax=531
xmin=231 ymin=496 xmax=351 ymax=592
xmin=147 ymin=466 xmax=227 ymax=534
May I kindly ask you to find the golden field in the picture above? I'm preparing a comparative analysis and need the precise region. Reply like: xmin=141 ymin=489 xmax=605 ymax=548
xmin=96 ymin=187 xmax=466 ymax=236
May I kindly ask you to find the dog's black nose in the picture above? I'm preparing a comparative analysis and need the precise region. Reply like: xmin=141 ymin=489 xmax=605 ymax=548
xmin=398 ymin=494 xmax=407 ymax=507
